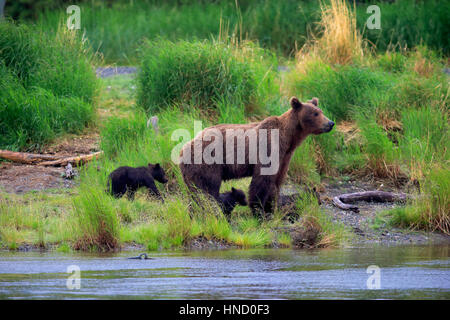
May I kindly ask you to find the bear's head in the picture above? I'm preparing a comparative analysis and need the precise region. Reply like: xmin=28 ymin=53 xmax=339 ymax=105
xmin=290 ymin=97 xmax=334 ymax=135
xmin=148 ymin=163 xmax=168 ymax=183
xmin=231 ymin=187 xmax=248 ymax=206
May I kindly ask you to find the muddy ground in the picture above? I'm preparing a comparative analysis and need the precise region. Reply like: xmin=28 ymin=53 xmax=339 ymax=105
xmin=0 ymin=133 xmax=99 ymax=193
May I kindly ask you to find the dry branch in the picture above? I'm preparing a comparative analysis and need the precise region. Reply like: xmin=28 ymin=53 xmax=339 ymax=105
xmin=332 ymin=191 xmax=407 ymax=213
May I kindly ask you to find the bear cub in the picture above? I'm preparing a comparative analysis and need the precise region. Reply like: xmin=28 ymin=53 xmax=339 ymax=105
xmin=107 ymin=163 xmax=168 ymax=201
xmin=218 ymin=187 xmax=248 ymax=216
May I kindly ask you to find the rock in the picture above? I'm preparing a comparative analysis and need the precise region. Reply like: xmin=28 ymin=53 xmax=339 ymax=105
xmin=290 ymin=218 xmax=321 ymax=248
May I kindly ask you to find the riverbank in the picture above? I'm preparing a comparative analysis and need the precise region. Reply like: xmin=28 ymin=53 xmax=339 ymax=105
xmin=1 ymin=168 xmax=448 ymax=253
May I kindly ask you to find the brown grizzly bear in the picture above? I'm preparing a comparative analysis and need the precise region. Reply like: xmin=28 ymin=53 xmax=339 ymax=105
xmin=179 ymin=97 xmax=334 ymax=218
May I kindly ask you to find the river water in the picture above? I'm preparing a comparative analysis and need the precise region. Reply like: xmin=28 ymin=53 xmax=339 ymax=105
xmin=0 ymin=245 xmax=449 ymax=299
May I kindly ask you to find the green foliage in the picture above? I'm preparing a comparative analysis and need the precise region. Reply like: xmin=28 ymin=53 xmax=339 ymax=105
xmin=288 ymin=139 xmax=321 ymax=188
xmin=0 ymin=21 xmax=98 ymax=102
xmin=375 ymin=52 xmax=407 ymax=73
xmin=357 ymin=114 xmax=402 ymax=179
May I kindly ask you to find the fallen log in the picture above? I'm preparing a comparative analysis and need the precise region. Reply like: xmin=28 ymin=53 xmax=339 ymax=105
xmin=0 ymin=149 xmax=103 ymax=167
xmin=37 ymin=151 xmax=103 ymax=167
xmin=0 ymin=150 xmax=60 ymax=164
xmin=332 ymin=191 xmax=407 ymax=213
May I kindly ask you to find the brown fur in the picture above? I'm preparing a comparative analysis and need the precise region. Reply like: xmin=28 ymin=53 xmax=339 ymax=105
xmin=179 ymin=97 xmax=334 ymax=218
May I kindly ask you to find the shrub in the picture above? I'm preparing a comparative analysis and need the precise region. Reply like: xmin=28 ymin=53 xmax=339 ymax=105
xmin=32 ymin=0 xmax=450 ymax=63
xmin=358 ymin=0 xmax=450 ymax=55
xmin=0 ymin=22 xmax=98 ymax=102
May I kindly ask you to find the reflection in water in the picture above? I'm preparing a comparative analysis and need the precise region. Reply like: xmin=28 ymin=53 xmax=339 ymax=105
xmin=0 ymin=245 xmax=449 ymax=299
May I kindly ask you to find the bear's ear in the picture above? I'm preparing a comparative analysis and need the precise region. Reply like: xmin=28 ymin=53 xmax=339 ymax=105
xmin=155 ymin=163 xmax=161 ymax=169
xmin=290 ymin=97 xmax=303 ymax=110
xmin=310 ymin=97 xmax=319 ymax=106
xmin=231 ymin=187 xmax=236 ymax=192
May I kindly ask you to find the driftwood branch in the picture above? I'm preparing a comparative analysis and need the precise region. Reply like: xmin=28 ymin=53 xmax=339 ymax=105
xmin=36 ymin=151 xmax=103 ymax=167
xmin=332 ymin=191 xmax=407 ymax=213
xmin=0 ymin=150 xmax=60 ymax=164
xmin=0 ymin=149 xmax=103 ymax=167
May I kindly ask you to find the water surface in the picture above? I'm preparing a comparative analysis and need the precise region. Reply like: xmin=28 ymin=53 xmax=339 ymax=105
xmin=0 ymin=245 xmax=449 ymax=299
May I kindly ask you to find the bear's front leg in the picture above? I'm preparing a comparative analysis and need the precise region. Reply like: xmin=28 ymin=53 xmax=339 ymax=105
xmin=144 ymin=177 xmax=164 ymax=202
xmin=248 ymin=174 xmax=276 ymax=220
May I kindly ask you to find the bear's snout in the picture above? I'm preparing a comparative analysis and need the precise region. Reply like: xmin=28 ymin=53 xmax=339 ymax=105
xmin=323 ymin=121 xmax=334 ymax=133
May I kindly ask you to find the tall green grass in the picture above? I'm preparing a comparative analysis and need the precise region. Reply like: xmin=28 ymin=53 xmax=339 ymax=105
xmin=385 ymin=166 xmax=449 ymax=234
xmin=72 ymin=184 xmax=120 ymax=251
xmin=287 ymin=59 xmax=392 ymax=121
xmin=0 ymin=21 xmax=98 ymax=150
xmin=137 ymin=38 xmax=277 ymax=115
xmin=357 ymin=114 xmax=402 ymax=180
xmin=0 ymin=64 xmax=94 ymax=150
xmin=32 ymin=0 xmax=449 ymax=63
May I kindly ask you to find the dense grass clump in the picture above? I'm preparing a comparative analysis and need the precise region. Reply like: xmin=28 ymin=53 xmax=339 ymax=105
xmin=288 ymin=60 xmax=391 ymax=121
xmin=72 ymin=185 xmax=120 ymax=251
xmin=0 ymin=21 xmax=98 ymax=150
xmin=0 ymin=64 xmax=94 ymax=150
xmin=385 ymin=167 xmax=449 ymax=234
xmin=137 ymin=39 xmax=277 ymax=115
